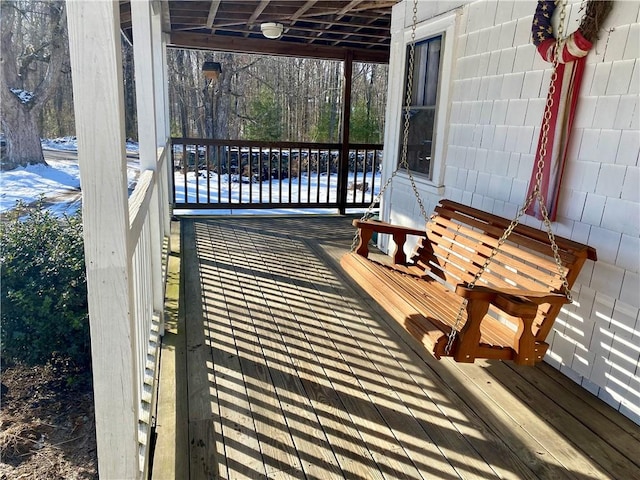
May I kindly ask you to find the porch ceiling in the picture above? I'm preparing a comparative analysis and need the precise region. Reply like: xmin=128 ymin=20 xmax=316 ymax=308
xmin=119 ymin=0 xmax=399 ymax=63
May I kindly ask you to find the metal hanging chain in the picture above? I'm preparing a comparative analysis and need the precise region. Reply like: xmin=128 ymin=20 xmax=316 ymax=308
xmin=444 ymin=0 xmax=572 ymax=355
xmin=348 ymin=0 xmax=572 ymax=356
xmin=351 ymin=0 xmax=427 ymax=252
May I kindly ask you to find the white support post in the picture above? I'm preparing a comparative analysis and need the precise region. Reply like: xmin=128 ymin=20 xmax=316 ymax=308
xmin=151 ymin=8 xmax=173 ymax=234
xmin=131 ymin=1 xmax=164 ymax=318
xmin=66 ymin=2 xmax=138 ymax=478
xmin=152 ymin=11 xmax=170 ymax=146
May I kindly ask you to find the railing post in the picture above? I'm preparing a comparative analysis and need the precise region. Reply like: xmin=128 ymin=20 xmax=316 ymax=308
xmin=131 ymin=2 xmax=165 ymax=475
xmin=338 ymin=50 xmax=354 ymax=215
xmin=131 ymin=0 xmax=164 ymax=322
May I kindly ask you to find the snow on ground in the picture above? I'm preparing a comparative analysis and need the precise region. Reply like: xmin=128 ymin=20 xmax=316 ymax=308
xmin=0 ymin=138 xmax=139 ymax=214
xmin=0 ymin=159 xmax=81 ymax=213
xmin=41 ymin=136 xmax=83 ymax=151
xmin=1 ymin=137 xmax=379 ymax=216
xmin=40 ymin=136 xmax=140 ymax=153
xmin=173 ymin=170 xmax=381 ymax=216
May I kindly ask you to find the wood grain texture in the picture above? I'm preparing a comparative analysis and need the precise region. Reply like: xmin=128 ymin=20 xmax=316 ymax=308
xmin=67 ymin=2 xmax=138 ymax=478
xmin=343 ymin=199 xmax=596 ymax=365
xmin=167 ymin=215 xmax=638 ymax=479
xmin=152 ymin=221 xmax=189 ymax=479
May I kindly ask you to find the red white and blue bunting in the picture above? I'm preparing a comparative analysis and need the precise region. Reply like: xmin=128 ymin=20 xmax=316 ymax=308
xmin=525 ymin=0 xmax=609 ymax=221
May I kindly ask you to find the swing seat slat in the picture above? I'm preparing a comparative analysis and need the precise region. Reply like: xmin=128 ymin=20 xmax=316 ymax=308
xmin=341 ymin=199 xmax=597 ymax=366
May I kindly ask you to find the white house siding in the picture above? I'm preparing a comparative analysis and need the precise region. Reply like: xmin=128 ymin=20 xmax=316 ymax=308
xmin=383 ymin=0 xmax=639 ymax=423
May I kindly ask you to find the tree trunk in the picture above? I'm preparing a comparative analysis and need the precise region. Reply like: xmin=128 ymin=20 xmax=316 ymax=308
xmin=165 ymin=49 xmax=387 ymax=144
xmin=1 ymin=100 xmax=45 ymax=169
xmin=213 ymin=53 xmax=234 ymax=140
xmin=204 ymin=80 xmax=215 ymax=138
xmin=329 ymin=62 xmax=341 ymax=143
xmin=174 ymin=50 xmax=190 ymax=137
xmin=0 ymin=1 xmax=67 ymax=170
xmin=122 ymin=39 xmax=137 ymax=139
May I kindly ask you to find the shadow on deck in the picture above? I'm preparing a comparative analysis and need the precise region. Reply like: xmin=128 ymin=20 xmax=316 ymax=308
xmin=152 ymin=216 xmax=640 ymax=479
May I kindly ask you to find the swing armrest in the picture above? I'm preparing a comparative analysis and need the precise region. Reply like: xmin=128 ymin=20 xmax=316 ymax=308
xmin=352 ymin=220 xmax=427 ymax=237
xmin=352 ymin=219 xmax=427 ymax=263
xmin=455 ymin=285 xmax=570 ymax=313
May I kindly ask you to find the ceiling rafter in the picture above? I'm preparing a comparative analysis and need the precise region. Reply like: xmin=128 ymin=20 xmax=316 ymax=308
xmin=207 ymin=15 xmax=389 ymax=32
xmin=330 ymin=9 xmax=388 ymax=46
xmin=248 ymin=0 xmax=270 ymax=24
xmin=206 ymin=0 xmax=221 ymax=29
xmin=209 ymin=25 xmax=387 ymax=45
xmin=338 ymin=0 xmax=365 ymax=16
xmin=125 ymin=0 xmax=397 ymax=62
xmin=209 ymin=8 xmax=388 ymax=29
xmin=290 ymin=0 xmax=318 ymax=24
xmin=169 ymin=31 xmax=390 ymax=63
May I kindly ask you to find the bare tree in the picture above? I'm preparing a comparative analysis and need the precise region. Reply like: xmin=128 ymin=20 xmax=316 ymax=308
xmin=167 ymin=48 xmax=387 ymax=144
xmin=1 ymin=0 xmax=68 ymax=170
xmin=121 ymin=35 xmax=137 ymax=140
xmin=210 ymin=52 xmax=234 ymax=139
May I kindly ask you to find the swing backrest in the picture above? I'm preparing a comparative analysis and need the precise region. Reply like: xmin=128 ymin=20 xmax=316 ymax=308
xmin=410 ymin=200 xmax=597 ymax=341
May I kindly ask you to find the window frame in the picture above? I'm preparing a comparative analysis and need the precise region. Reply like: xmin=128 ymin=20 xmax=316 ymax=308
xmin=386 ymin=11 xmax=458 ymax=193
xmin=398 ymin=34 xmax=443 ymax=179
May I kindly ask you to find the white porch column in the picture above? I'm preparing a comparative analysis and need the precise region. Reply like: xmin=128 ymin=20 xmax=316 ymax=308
xmin=131 ymin=1 xmax=164 ymax=318
xmin=151 ymin=8 xmax=170 ymax=145
xmin=150 ymin=5 xmax=173 ymax=234
xmin=66 ymin=2 xmax=138 ymax=478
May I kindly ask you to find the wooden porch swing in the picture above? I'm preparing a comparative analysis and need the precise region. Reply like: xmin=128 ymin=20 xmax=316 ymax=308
xmin=341 ymin=0 xmax=598 ymax=366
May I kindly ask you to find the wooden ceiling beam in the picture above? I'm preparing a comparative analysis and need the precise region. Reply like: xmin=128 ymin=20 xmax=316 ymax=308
xmin=248 ymin=0 xmax=270 ymax=24
xmin=200 ymin=26 xmax=387 ymax=45
xmin=298 ymin=17 xmax=388 ymax=30
xmin=149 ymin=0 xmax=396 ymax=55
xmin=331 ymin=7 xmax=388 ymax=45
xmin=347 ymin=1 xmax=398 ymax=13
xmin=209 ymin=8 xmax=389 ymax=28
xmin=206 ymin=0 xmax=221 ymax=29
xmin=290 ymin=0 xmax=318 ymax=23
xmin=338 ymin=0 xmax=365 ymax=16
xmin=307 ymin=0 xmax=391 ymax=45
xmin=169 ymin=31 xmax=389 ymax=63
xmin=209 ymin=15 xmax=389 ymax=32
xmin=171 ymin=17 xmax=210 ymax=25
xmin=291 ymin=26 xmax=387 ymax=41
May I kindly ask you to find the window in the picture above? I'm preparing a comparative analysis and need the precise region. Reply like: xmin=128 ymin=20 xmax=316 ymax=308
xmin=398 ymin=35 xmax=443 ymax=179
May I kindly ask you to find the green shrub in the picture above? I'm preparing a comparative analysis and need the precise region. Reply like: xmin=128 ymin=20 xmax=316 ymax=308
xmin=1 ymin=200 xmax=90 ymax=368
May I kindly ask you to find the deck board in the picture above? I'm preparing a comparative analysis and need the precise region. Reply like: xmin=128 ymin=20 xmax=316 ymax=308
xmin=166 ymin=216 xmax=640 ymax=480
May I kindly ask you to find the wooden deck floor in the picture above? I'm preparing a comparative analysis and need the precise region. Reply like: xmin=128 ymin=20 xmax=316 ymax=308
xmin=154 ymin=216 xmax=640 ymax=480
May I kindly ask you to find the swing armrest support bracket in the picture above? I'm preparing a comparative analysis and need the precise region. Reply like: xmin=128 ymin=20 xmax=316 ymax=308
xmin=455 ymin=285 xmax=570 ymax=365
xmin=352 ymin=219 xmax=427 ymax=264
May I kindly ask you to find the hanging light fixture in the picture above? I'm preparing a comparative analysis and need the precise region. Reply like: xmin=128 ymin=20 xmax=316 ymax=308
xmin=261 ymin=22 xmax=284 ymax=39
xmin=202 ymin=61 xmax=222 ymax=80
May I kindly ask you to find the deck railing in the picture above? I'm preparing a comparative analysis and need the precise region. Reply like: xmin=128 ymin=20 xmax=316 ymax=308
xmin=171 ymin=138 xmax=383 ymax=212
xmin=127 ymin=144 xmax=170 ymax=476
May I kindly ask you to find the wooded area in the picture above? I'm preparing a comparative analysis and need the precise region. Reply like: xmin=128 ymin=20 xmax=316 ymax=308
xmin=0 ymin=0 xmax=388 ymax=170
xmin=167 ymin=49 xmax=388 ymax=143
